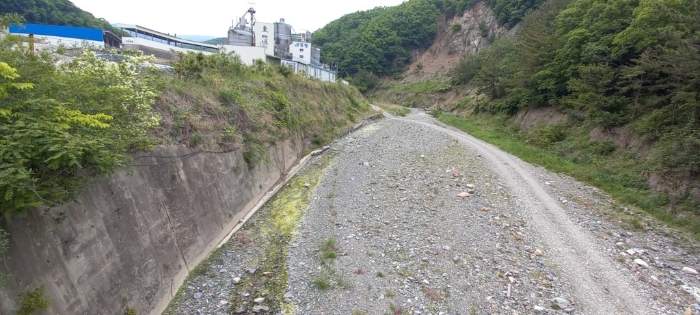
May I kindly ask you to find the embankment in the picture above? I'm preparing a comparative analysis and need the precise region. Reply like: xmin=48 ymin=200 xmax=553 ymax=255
xmin=0 ymin=137 xmax=306 ymax=314
xmin=0 ymin=49 xmax=373 ymax=315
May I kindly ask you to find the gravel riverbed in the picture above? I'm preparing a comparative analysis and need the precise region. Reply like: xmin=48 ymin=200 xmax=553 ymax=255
xmin=165 ymin=110 xmax=700 ymax=315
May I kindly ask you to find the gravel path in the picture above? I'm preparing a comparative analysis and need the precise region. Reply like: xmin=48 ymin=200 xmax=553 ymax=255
xmin=164 ymin=109 xmax=700 ymax=315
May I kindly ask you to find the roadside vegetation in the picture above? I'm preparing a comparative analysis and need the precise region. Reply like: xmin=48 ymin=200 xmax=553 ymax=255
xmin=436 ymin=114 xmax=700 ymax=235
xmin=374 ymin=103 xmax=411 ymax=117
xmin=158 ymin=51 xmax=369 ymax=163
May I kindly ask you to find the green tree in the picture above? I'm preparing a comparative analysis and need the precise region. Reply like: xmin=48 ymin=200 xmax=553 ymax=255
xmin=565 ymin=64 xmax=628 ymax=128
xmin=472 ymin=37 xmax=516 ymax=100
xmin=314 ymin=0 xmax=542 ymax=79
xmin=0 ymin=60 xmax=113 ymax=214
xmin=0 ymin=30 xmax=160 ymax=215
xmin=486 ymin=0 xmax=545 ymax=27
xmin=445 ymin=0 xmax=700 ymax=214
xmin=0 ymin=0 xmax=126 ymax=35
xmin=314 ymin=0 xmax=439 ymax=77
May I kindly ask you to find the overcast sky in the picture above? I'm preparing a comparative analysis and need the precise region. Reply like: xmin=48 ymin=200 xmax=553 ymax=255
xmin=70 ymin=0 xmax=406 ymax=37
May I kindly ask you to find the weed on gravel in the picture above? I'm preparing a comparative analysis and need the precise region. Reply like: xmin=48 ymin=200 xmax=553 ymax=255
xmin=164 ymin=154 xmax=335 ymax=315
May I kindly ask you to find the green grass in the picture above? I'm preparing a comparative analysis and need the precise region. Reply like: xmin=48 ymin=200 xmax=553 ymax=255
xmin=374 ymin=102 xmax=411 ymax=117
xmin=385 ymin=79 xmax=453 ymax=94
xmin=438 ymin=113 xmax=700 ymax=239
xmin=313 ymin=275 xmax=331 ymax=290
xmin=320 ymin=238 xmax=338 ymax=263
xmin=312 ymin=237 xmax=347 ymax=290
xmin=153 ymin=53 xmax=372 ymax=167
xmin=394 ymin=107 xmax=411 ymax=117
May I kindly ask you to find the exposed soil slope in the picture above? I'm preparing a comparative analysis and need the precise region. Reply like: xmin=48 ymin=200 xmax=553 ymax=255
xmin=404 ymin=1 xmax=511 ymax=81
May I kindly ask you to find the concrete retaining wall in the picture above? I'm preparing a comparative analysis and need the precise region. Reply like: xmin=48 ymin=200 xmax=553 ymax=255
xmin=0 ymin=136 xmax=304 ymax=315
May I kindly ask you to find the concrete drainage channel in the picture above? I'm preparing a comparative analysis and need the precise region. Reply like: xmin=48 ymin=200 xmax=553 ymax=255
xmin=215 ymin=145 xmax=331 ymax=250
xmin=161 ymin=114 xmax=384 ymax=315
xmin=214 ymin=112 xmax=385 ymax=251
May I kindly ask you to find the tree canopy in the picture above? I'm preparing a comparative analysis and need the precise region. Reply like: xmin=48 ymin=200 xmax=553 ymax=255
xmin=452 ymin=0 xmax=700 ymax=198
xmin=0 ymin=0 xmax=125 ymax=35
xmin=314 ymin=0 xmax=542 ymax=77
xmin=314 ymin=0 xmax=439 ymax=77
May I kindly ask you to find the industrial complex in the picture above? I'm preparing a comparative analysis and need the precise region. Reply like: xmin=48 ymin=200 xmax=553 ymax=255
xmin=6 ymin=7 xmax=337 ymax=82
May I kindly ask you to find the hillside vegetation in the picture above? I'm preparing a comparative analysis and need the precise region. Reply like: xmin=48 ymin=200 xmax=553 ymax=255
xmin=372 ymin=0 xmax=700 ymax=234
xmin=313 ymin=0 xmax=542 ymax=80
xmin=0 ymin=30 xmax=368 ymax=217
xmin=204 ymin=37 xmax=227 ymax=45
xmin=0 ymin=14 xmax=370 ymax=288
xmin=451 ymin=0 xmax=699 ymax=198
xmin=0 ymin=0 xmax=126 ymax=35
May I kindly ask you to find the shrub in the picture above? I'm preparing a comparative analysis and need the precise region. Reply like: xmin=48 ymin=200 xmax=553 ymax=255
xmin=451 ymin=23 xmax=462 ymax=31
xmin=276 ymin=65 xmax=294 ymax=78
xmin=0 ymin=46 xmax=159 ymax=216
xmin=527 ymin=124 xmax=567 ymax=147
xmin=479 ymin=21 xmax=489 ymax=37
xmin=17 ymin=287 xmax=50 ymax=315
xmin=450 ymin=55 xmax=481 ymax=85
xmin=189 ymin=133 xmax=204 ymax=147
xmin=351 ymin=70 xmax=380 ymax=93
xmin=172 ymin=51 xmax=246 ymax=79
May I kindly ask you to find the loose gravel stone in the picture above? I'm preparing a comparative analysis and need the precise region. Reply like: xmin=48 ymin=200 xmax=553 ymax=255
xmin=634 ymin=259 xmax=650 ymax=268
xmin=165 ymin=108 xmax=700 ymax=315
xmin=285 ymin=116 xmax=577 ymax=314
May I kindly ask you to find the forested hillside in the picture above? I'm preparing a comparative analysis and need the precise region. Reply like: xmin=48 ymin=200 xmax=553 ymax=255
xmin=454 ymin=0 xmax=699 ymax=188
xmin=411 ymin=0 xmax=700 ymax=228
xmin=0 ymin=0 xmax=124 ymax=35
xmin=313 ymin=0 xmax=542 ymax=78
xmin=204 ymin=37 xmax=227 ymax=45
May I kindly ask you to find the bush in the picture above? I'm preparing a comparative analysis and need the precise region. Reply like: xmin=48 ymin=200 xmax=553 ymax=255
xmin=527 ymin=124 xmax=567 ymax=147
xmin=451 ymin=23 xmax=462 ymax=31
xmin=479 ymin=21 xmax=489 ymax=37
xmin=0 ymin=38 xmax=159 ymax=215
xmin=450 ymin=55 xmax=481 ymax=85
xmin=276 ymin=65 xmax=294 ymax=78
xmin=17 ymin=287 xmax=50 ymax=315
xmin=172 ymin=51 xmax=246 ymax=79
xmin=352 ymin=70 xmax=380 ymax=93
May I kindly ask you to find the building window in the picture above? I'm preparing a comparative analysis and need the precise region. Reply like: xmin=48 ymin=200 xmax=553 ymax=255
xmin=300 ymin=55 xmax=304 ymax=59
xmin=299 ymin=49 xmax=304 ymax=52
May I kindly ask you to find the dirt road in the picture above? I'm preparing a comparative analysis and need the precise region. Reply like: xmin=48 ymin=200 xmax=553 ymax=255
xmin=402 ymin=111 xmax=650 ymax=314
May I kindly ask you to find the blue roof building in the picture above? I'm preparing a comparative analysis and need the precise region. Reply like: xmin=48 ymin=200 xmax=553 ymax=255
xmin=7 ymin=23 xmax=112 ymax=50
xmin=9 ymin=24 xmax=104 ymax=41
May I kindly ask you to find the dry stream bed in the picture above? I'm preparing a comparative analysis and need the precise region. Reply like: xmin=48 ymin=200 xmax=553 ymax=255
xmin=164 ymin=110 xmax=700 ymax=315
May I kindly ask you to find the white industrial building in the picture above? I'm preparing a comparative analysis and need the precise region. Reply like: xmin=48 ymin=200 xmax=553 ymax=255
xmin=290 ymin=41 xmax=311 ymax=64
xmin=112 ymin=8 xmax=338 ymax=78
xmin=226 ymin=7 xmax=338 ymax=82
